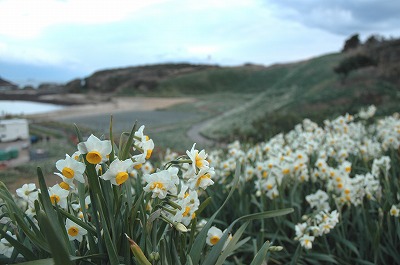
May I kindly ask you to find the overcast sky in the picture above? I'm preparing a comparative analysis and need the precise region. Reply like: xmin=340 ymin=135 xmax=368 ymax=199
xmin=1 ymin=0 xmax=399 ymax=85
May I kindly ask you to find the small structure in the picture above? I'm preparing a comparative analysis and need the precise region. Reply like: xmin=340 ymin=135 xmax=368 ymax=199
xmin=0 ymin=119 xmax=29 ymax=142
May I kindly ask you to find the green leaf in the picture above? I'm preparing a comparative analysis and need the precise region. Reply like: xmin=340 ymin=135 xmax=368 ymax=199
xmin=36 ymin=167 xmax=59 ymax=226
xmin=305 ymin=253 xmax=338 ymax=264
xmin=120 ymin=122 xmax=137 ymax=160
xmin=195 ymin=197 xmax=212 ymax=216
xmin=290 ymin=241 xmax=302 ymax=265
xmin=249 ymin=241 xmax=270 ymax=265
xmin=0 ymin=229 xmax=36 ymax=261
xmin=16 ymin=258 xmax=55 ymax=265
xmin=36 ymin=210 xmax=72 ymax=265
xmin=189 ymin=162 xmax=242 ymax=264
xmin=96 ymin=194 xmax=120 ymax=265
xmin=335 ymin=236 xmax=360 ymax=257
xmin=109 ymin=115 xmax=115 ymax=163
xmin=215 ymin=222 xmax=249 ymax=265
xmin=73 ymin=123 xmax=84 ymax=142
xmin=57 ymin=208 xmax=97 ymax=235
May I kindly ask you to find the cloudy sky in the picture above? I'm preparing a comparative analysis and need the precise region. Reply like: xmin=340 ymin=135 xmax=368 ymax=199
xmin=0 ymin=0 xmax=399 ymax=86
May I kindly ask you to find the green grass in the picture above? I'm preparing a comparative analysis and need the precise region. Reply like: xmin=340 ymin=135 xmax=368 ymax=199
xmin=153 ymin=64 xmax=293 ymax=96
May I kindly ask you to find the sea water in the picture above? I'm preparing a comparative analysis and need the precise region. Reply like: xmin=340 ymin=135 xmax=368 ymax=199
xmin=0 ymin=100 xmax=64 ymax=115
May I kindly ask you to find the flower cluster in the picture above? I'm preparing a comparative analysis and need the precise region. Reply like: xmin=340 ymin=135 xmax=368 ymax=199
xmin=10 ymin=125 xmax=216 ymax=251
xmin=294 ymin=210 xmax=340 ymax=249
xmin=143 ymin=143 xmax=215 ymax=227
xmin=195 ymin=106 xmax=399 ymax=250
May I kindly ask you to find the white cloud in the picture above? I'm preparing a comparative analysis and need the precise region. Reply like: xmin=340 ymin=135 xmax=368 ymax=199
xmin=264 ymin=0 xmax=400 ymax=35
xmin=0 ymin=0 xmax=168 ymax=38
xmin=0 ymin=0 xmax=399 ymax=85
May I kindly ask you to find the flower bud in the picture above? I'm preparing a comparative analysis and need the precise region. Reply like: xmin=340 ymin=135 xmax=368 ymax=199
xmin=175 ymin=222 xmax=188 ymax=232
xmin=268 ymin=246 xmax=284 ymax=252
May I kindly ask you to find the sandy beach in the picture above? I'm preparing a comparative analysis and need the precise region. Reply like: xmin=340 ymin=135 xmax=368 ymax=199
xmin=26 ymin=96 xmax=195 ymax=121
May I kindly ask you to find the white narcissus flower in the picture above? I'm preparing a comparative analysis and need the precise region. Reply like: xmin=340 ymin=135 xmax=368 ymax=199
xmin=186 ymin=143 xmax=209 ymax=173
xmin=48 ymin=184 xmax=69 ymax=209
xmin=131 ymin=153 xmax=146 ymax=170
xmin=143 ymin=169 xmax=178 ymax=199
xmin=187 ymin=167 xmax=215 ymax=190
xmin=54 ymin=173 xmax=76 ymax=191
xmin=65 ymin=219 xmax=87 ymax=242
xmin=0 ymin=231 xmax=16 ymax=258
xmin=142 ymin=161 xmax=154 ymax=175
xmin=77 ymin=134 xmax=112 ymax=165
xmin=55 ymin=154 xmax=86 ymax=183
xmin=133 ymin=125 xmax=154 ymax=159
xmin=299 ymin=234 xmax=314 ymax=249
xmin=390 ymin=205 xmax=399 ymax=217
xmin=172 ymin=188 xmax=200 ymax=226
xmin=206 ymin=226 xmax=223 ymax=246
xmin=16 ymin=183 xmax=38 ymax=205
xmin=100 ymin=158 xmax=133 ymax=185
xmin=206 ymin=226 xmax=232 ymax=249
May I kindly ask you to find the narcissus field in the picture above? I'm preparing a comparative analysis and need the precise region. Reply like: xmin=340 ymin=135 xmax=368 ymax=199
xmin=1 ymin=105 xmax=399 ymax=265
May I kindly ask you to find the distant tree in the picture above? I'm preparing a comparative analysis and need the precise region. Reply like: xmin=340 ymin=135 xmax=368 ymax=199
xmin=342 ymin=34 xmax=360 ymax=52
xmin=365 ymin=35 xmax=380 ymax=47
xmin=334 ymin=54 xmax=377 ymax=81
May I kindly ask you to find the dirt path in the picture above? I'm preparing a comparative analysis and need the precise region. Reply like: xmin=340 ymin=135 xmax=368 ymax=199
xmin=187 ymin=119 xmax=216 ymax=147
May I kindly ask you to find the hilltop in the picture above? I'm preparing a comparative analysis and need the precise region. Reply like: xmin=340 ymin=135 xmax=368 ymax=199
xmin=0 ymin=77 xmax=18 ymax=90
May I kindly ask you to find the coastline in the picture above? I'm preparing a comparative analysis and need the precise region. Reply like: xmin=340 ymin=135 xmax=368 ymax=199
xmin=22 ymin=96 xmax=195 ymax=121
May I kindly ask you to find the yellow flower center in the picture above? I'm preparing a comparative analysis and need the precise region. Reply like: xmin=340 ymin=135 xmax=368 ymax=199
xmin=195 ymin=153 xmax=203 ymax=168
xmin=345 ymin=166 xmax=351 ymax=173
xmin=146 ymin=149 xmax=153 ymax=159
xmin=87 ymin=151 xmax=102 ymax=164
xmin=267 ymin=184 xmax=273 ymax=190
xmin=150 ymin=182 xmax=165 ymax=190
xmin=68 ymin=226 xmax=79 ymax=237
xmin=62 ymin=167 xmax=74 ymax=179
xmin=182 ymin=206 xmax=191 ymax=217
xmin=59 ymin=182 xmax=70 ymax=190
xmin=134 ymin=163 xmax=142 ymax=169
xmin=344 ymin=189 xmax=350 ymax=194
xmin=262 ymin=171 xmax=268 ymax=178
xmin=50 ymin=195 xmax=60 ymax=205
xmin=282 ymin=168 xmax=290 ymax=175
xmin=391 ymin=209 xmax=398 ymax=215
xmin=210 ymin=236 xmax=220 ymax=245
xmin=116 ymin=172 xmax=129 ymax=185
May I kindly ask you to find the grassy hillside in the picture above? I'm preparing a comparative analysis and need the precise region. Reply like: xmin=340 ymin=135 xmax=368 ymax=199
xmin=101 ymin=51 xmax=397 ymax=142
xmin=174 ymin=52 xmax=399 ymax=142
xmin=153 ymin=64 xmax=293 ymax=95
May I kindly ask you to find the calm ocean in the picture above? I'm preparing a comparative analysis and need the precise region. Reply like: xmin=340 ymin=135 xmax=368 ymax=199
xmin=0 ymin=100 xmax=64 ymax=115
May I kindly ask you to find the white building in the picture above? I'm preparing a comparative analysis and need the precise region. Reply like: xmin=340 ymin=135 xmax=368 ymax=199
xmin=0 ymin=119 xmax=29 ymax=142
